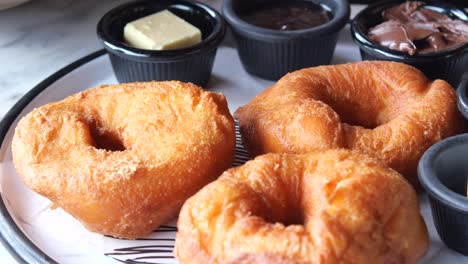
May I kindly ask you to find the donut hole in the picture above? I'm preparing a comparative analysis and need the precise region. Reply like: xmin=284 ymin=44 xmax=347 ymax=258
xmin=260 ymin=209 xmax=305 ymax=227
xmin=89 ymin=124 xmax=125 ymax=152
xmin=260 ymin=196 xmax=305 ymax=226
xmin=259 ymin=208 xmax=305 ymax=227
xmin=319 ymin=98 xmax=381 ymax=129
xmin=307 ymin=87 xmax=383 ymax=129
xmin=330 ymin=104 xmax=378 ymax=129
xmin=281 ymin=210 xmax=305 ymax=226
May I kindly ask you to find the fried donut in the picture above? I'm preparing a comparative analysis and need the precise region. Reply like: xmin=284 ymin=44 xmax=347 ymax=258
xmin=235 ymin=61 xmax=463 ymax=186
xmin=175 ymin=150 xmax=429 ymax=264
xmin=12 ymin=81 xmax=235 ymax=239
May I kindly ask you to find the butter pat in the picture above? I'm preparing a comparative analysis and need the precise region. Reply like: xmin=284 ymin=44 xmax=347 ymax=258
xmin=124 ymin=10 xmax=202 ymax=50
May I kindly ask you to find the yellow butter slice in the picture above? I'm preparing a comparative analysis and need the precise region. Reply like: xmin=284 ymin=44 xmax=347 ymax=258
xmin=124 ymin=9 xmax=202 ymax=50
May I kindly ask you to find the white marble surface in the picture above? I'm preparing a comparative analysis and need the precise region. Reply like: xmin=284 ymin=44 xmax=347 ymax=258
xmin=0 ymin=0 xmax=130 ymax=119
xmin=0 ymin=0 xmax=223 ymax=119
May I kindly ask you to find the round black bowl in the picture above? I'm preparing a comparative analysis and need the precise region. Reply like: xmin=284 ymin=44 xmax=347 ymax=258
xmin=97 ymin=0 xmax=226 ymax=87
xmin=457 ymin=72 xmax=468 ymax=120
xmin=222 ymin=0 xmax=350 ymax=80
xmin=351 ymin=0 xmax=468 ymax=87
xmin=418 ymin=134 xmax=468 ymax=256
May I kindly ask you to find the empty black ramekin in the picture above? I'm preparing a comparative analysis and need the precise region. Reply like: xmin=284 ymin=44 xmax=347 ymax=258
xmin=351 ymin=0 xmax=468 ymax=87
xmin=458 ymin=73 xmax=468 ymax=120
xmin=222 ymin=0 xmax=350 ymax=80
xmin=418 ymin=134 xmax=468 ymax=256
xmin=97 ymin=0 xmax=226 ymax=87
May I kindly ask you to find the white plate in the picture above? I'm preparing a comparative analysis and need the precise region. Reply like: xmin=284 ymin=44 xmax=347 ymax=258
xmin=0 ymin=27 xmax=466 ymax=263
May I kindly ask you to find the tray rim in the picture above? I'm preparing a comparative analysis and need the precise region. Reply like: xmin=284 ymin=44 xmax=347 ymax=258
xmin=0 ymin=49 xmax=106 ymax=264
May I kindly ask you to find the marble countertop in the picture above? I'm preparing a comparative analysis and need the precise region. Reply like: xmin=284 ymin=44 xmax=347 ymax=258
xmin=0 ymin=0 xmax=143 ymax=119
xmin=0 ymin=0 xmax=223 ymax=119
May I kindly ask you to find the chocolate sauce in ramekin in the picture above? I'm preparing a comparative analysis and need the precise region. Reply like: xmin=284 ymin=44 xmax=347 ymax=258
xmin=367 ymin=1 xmax=468 ymax=55
xmin=241 ymin=1 xmax=332 ymax=31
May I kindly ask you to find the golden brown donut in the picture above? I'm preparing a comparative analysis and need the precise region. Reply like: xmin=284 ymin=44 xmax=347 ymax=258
xmin=175 ymin=150 xmax=429 ymax=264
xmin=235 ymin=61 xmax=463 ymax=187
xmin=12 ymin=81 xmax=235 ymax=239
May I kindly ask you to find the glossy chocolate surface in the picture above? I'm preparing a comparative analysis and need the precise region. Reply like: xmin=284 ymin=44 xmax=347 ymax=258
xmin=240 ymin=1 xmax=332 ymax=31
xmin=367 ymin=1 xmax=468 ymax=55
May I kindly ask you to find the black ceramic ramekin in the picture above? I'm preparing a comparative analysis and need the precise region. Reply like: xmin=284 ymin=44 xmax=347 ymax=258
xmin=418 ymin=134 xmax=468 ymax=256
xmin=458 ymin=73 xmax=468 ymax=120
xmin=222 ymin=0 xmax=350 ymax=80
xmin=97 ymin=0 xmax=226 ymax=87
xmin=351 ymin=0 xmax=468 ymax=87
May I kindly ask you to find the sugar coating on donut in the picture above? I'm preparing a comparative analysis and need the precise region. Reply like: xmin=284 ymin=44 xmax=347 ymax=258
xmin=235 ymin=61 xmax=463 ymax=187
xmin=175 ymin=150 xmax=429 ymax=263
xmin=98 ymin=155 xmax=140 ymax=183
xmin=12 ymin=81 xmax=236 ymax=239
